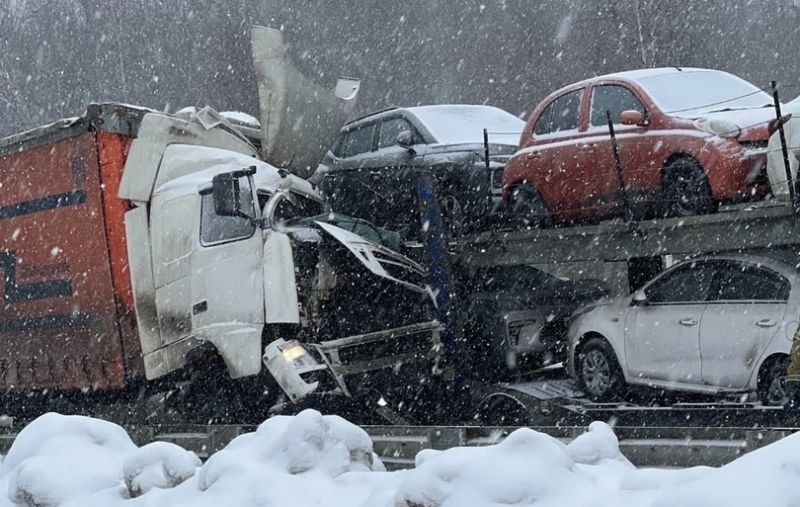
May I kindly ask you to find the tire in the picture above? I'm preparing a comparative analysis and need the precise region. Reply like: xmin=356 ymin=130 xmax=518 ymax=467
xmin=476 ymin=394 xmax=530 ymax=426
xmin=661 ymin=157 xmax=716 ymax=217
xmin=757 ymin=356 xmax=789 ymax=406
xmin=576 ymin=337 xmax=625 ymax=401
xmin=439 ymin=193 xmax=465 ymax=238
xmin=509 ymin=184 xmax=553 ymax=229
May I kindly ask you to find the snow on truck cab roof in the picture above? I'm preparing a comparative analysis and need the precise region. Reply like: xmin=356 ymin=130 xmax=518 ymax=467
xmin=152 ymin=144 xmax=320 ymax=201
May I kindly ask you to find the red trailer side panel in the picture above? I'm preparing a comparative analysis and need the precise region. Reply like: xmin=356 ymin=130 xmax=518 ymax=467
xmin=0 ymin=133 xmax=127 ymax=390
xmin=96 ymin=132 xmax=142 ymax=381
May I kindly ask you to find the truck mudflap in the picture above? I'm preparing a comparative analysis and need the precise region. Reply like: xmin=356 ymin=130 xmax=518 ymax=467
xmin=309 ymin=321 xmax=443 ymax=397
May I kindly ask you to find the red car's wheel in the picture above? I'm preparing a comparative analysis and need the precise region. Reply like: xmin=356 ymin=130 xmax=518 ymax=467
xmin=509 ymin=184 xmax=553 ymax=229
xmin=661 ymin=157 xmax=716 ymax=217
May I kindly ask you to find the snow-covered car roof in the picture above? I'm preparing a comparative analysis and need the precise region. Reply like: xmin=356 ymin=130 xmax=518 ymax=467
xmin=570 ymin=67 xmax=772 ymax=116
xmin=404 ymin=104 xmax=524 ymax=146
xmin=343 ymin=104 xmax=524 ymax=147
xmin=674 ymin=253 xmax=800 ymax=278
xmin=782 ymin=95 xmax=800 ymax=113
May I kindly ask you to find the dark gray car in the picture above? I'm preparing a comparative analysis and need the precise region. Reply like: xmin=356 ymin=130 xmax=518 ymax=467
xmin=463 ymin=265 xmax=610 ymax=381
xmin=316 ymin=105 xmax=524 ymax=239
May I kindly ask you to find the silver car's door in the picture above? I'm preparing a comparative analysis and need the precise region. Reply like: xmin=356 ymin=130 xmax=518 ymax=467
xmin=625 ymin=261 xmax=716 ymax=384
xmin=700 ymin=261 xmax=790 ymax=389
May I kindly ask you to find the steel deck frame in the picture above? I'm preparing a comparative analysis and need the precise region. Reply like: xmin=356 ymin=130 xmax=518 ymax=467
xmin=461 ymin=202 xmax=800 ymax=266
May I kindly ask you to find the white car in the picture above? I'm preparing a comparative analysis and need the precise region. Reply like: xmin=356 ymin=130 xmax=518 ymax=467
xmin=767 ymin=96 xmax=800 ymax=199
xmin=567 ymin=255 xmax=799 ymax=405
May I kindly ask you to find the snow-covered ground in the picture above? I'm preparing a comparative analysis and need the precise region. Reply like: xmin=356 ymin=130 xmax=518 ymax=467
xmin=0 ymin=410 xmax=798 ymax=507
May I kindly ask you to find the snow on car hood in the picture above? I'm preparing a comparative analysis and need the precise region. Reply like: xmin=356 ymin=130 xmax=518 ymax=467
xmin=314 ymin=221 xmax=427 ymax=293
xmin=678 ymin=106 xmax=776 ymax=134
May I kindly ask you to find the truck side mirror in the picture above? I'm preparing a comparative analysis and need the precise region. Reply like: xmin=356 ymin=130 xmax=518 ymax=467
xmin=212 ymin=173 xmax=243 ymax=217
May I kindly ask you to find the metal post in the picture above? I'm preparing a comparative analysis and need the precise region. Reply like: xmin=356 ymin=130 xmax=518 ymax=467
xmin=771 ymin=80 xmax=796 ymax=208
xmin=415 ymin=172 xmax=461 ymax=382
xmin=483 ymin=128 xmax=491 ymax=171
xmin=482 ymin=128 xmax=495 ymax=226
xmin=606 ymin=110 xmax=632 ymax=221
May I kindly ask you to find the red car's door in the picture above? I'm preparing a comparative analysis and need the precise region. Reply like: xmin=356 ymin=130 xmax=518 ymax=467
xmin=518 ymin=88 xmax=590 ymax=221
xmin=583 ymin=83 xmax=652 ymax=218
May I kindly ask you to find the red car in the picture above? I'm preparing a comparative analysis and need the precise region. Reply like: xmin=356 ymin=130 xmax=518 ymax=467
xmin=503 ymin=67 xmax=782 ymax=226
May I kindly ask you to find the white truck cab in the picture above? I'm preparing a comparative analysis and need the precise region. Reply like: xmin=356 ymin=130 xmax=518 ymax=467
xmin=119 ymin=110 xmax=441 ymax=404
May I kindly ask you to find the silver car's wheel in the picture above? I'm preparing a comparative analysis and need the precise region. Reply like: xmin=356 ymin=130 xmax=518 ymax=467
xmin=766 ymin=375 xmax=787 ymax=406
xmin=581 ymin=349 xmax=612 ymax=395
xmin=758 ymin=356 xmax=789 ymax=406
xmin=577 ymin=337 xmax=624 ymax=401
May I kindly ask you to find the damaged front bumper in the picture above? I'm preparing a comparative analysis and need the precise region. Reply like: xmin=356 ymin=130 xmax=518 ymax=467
xmin=263 ymin=321 xmax=443 ymax=402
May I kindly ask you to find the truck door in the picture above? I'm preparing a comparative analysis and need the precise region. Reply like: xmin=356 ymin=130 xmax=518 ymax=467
xmin=191 ymin=177 xmax=265 ymax=337
xmin=150 ymin=194 xmax=196 ymax=348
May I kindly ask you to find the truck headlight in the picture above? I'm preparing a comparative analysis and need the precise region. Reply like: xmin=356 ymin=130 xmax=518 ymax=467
xmin=281 ymin=344 xmax=306 ymax=362
xmin=264 ymin=339 xmax=323 ymax=403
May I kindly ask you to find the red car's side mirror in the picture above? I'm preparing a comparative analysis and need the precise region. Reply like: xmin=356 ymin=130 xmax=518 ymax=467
xmin=620 ymin=110 xmax=646 ymax=126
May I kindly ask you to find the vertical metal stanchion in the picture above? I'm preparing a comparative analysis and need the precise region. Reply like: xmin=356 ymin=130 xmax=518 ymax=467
xmin=607 ymin=110 xmax=633 ymax=221
xmin=483 ymin=128 xmax=494 ymax=226
xmin=483 ymin=128 xmax=491 ymax=171
xmin=771 ymin=80 xmax=796 ymax=209
xmin=415 ymin=172 xmax=462 ymax=389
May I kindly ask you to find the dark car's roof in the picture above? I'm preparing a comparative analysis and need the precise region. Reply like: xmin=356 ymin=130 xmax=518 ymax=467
xmin=342 ymin=104 xmax=524 ymax=147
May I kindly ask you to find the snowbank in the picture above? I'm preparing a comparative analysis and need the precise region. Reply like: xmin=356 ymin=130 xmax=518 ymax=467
xmin=0 ymin=411 xmax=796 ymax=507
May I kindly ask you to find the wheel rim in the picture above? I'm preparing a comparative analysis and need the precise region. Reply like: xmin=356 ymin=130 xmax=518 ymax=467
xmin=440 ymin=195 xmax=464 ymax=234
xmin=511 ymin=188 xmax=547 ymax=226
xmin=666 ymin=167 xmax=707 ymax=217
xmin=766 ymin=370 xmax=787 ymax=406
xmin=581 ymin=350 xmax=612 ymax=396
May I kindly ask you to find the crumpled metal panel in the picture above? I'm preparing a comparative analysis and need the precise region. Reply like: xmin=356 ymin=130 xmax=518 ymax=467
xmin=251 ymin=25 xmax=360 ymax=179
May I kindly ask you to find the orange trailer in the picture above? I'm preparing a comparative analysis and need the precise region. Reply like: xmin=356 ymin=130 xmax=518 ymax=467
xmin=0 ymin=105 xmax=145 ymax=391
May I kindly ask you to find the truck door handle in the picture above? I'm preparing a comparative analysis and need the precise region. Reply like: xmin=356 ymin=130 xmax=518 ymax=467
xmin=526 ymin=151 xmax=540 ymax=160
xmin=679 ymin=318 xmax=697 ymax=326
xmin=756 ymin=319 xmax=777 ymax=328
xmin=192 ymin=301 xmax=208 ymax=315
xmin=579 ymin=143 xmax=596 ymax=151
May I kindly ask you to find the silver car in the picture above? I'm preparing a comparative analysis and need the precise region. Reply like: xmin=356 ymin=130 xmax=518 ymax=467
xmin=567 ymin=255 xmax=799 ymax=405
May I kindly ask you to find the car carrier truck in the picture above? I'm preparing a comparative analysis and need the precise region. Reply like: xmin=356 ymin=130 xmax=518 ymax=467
xmin=0 ymin=27 xmax=442 ymax=420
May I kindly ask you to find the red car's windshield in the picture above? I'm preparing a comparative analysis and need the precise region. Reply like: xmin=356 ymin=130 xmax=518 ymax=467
xmin=637 ymin=70 xmax=772 ymax=116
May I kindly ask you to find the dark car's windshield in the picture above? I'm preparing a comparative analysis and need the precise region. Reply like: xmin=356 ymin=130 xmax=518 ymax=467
xmin=638 ymin=70 xmax=771 ymax=115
